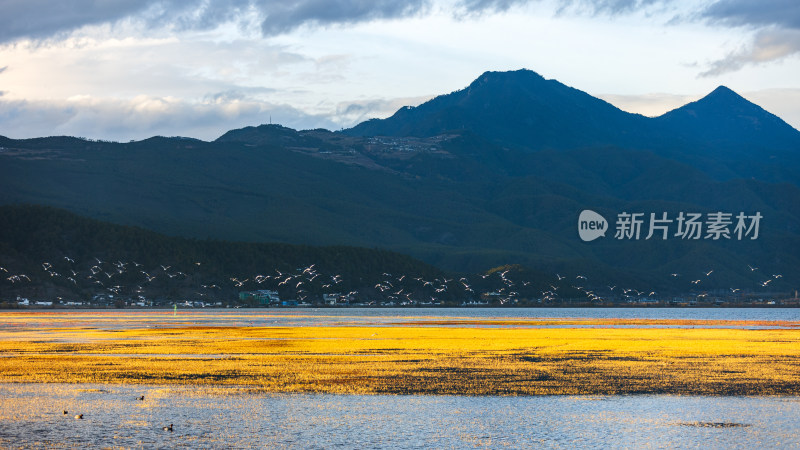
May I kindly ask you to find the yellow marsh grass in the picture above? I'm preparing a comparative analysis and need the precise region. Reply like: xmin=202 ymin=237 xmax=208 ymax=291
xmin=1 ymin=321 xmax=799 ymax=395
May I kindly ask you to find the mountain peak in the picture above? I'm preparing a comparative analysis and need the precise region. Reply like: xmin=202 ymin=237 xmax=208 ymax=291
xmin=343 ymin=68 xmax=638 ymax=149
xmin=708 ymin=85 xmax=737 ymax=96
xmin=215 ymin=123 xmax=340 ymax=152
xmin=469 ymin=69 xmax=545 ymax=88
xmin=216 ymin=124 xmax=298 ymax=145
xmin=656 ymin=85 xmax=773 ymax=125
xmin=342 ymin=70 xmax=798 ymax=164
xmin=696 ymin=85 xmax=749 ymax=107
xmin=660 ymin=85 xmax=773 ymax=120
xmin=656 ymin=85 xmax=800 ymax=156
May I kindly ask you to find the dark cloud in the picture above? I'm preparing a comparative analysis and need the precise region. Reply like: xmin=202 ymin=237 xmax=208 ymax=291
xmin=340 ymin=103 xmax=366 ymax=114
xmin=700 ymin=28 xmax=800 ymax=77
xmin=554 ymin=0 xmax=666 ymax=16
xmin=0 ymin=0 xmax=669 ymax=44
xmin=456 ymin=0 xmax=798 ymax=37
xmin=454 ymin=0 xmax=800 ymax=76
xmin=0 ymin=0 xmax=258 ymax=43
xmin=0 ymin=0 xmax=431 ymax=43
xmin=258 ymin=0 xmax=430 ymax=36
xmin=457 ymin=0 xmax=522 ymax=14
xmin=1 ymin=0 xmax=796 ymax=78
xmin=171 ymin=0 xmax=254 ymax=31
xmin=697 ymin=0 xmax=800 ymax=76
xmin=335 ymin=95 xmax=433 ymax=125
xmin=457 ymin=0 xmax=666 ymax=17
xmin=701 ymin=0 xmax=800 ymax=30
xmin=0 ymin=0 xmax=152 ymax=42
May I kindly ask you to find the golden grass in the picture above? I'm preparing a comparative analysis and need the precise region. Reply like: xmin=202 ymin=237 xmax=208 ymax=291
xmin=1 ymin=313 xmax=799 ymax=395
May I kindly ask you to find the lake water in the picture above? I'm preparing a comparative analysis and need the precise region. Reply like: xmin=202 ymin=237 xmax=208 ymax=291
xmin=2 ymin=308 xmax=799 ymax=448
xmin=4 ymin=307 xmax=800 ymax=330
xmin=1 ymin=384 xmax=799 ymax=449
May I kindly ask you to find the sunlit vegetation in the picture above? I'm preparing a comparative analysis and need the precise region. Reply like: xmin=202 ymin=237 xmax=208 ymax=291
xmin=1 ymin=312 xmax=799 ymax=395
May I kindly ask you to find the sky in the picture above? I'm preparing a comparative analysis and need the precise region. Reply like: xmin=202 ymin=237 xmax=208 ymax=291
xmin=1 ymin=0 xmax=799 ymax=141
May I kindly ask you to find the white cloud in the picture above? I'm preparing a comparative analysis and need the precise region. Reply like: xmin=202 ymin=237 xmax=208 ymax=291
xmin=2 ymin=0 xmax=796 ymax=82
xmin=0 ymin=29 xmax=310 ymax=101
xmin=0 ymin=95 xmax=337 ymax=141
xmin=696 ymin=0 xmax=800 ymax=75
xmin=700 ymin=28 xmax=800 ymax=77
xmin=334 ymin=95 xmax=435 ymax=126
xmin=1 ymin=0 xmax=799 ymax=139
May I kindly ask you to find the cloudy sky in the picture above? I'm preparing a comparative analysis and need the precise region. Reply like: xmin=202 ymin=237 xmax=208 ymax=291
xmin=1 ymin=0 xmax=799 ymax=141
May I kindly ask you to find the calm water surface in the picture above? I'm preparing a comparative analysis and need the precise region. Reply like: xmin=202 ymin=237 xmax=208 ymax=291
xmin=0 ymin=384 xmax=798 ymax=449
xmin=2 ymin=309 xmax=799 ymax=448
xmin=3 ymin=307 xmax=800 ymax=330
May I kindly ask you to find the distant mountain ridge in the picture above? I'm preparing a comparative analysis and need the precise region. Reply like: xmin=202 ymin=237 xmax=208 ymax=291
xmin=345 ymin=69 xmax=653 ymax=150
xmin=655 ymin=86 xmax=800 ymax=155
xmin=344 ymin=69 xmax=800 ymax=181
xmin=1 ymin=69 xmax=799 ymax=292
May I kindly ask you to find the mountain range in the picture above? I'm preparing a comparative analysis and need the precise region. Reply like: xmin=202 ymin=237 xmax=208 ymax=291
xmin=347 ymin=70 xmax=800 ymax=182
xmin=1 ymin=69 xmax=798 ymax=295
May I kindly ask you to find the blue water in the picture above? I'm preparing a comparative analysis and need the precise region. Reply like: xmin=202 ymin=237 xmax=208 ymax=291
xmin=273 ymin=307 xmax=800 ymax=322
xmin=5 ymin=307 xmax=798 ymax=330
xmin=2 ymin=308 xmax=799 ymax=448
xmin=1 ymin=384 xmax=798 ymax=449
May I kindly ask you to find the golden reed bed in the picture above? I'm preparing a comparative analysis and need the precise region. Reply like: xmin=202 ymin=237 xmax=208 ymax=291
xmin=1 ymin=312 xmax=799 ymax=395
